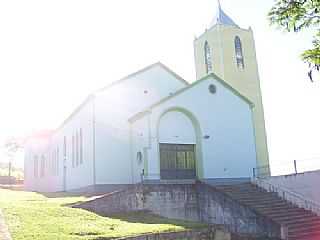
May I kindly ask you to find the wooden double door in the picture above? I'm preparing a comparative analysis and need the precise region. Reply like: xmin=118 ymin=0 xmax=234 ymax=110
xmin=159 ymin=143 xmax=196 ymax=180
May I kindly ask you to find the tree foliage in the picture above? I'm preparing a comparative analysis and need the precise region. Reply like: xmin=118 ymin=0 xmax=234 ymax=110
xmin=4 ymin=138 xmax=22 ymax=158
xmin=3 ymin=138 xmax=23 ymax=177
xmin=269 ymin=0 xmax=320 ymax=81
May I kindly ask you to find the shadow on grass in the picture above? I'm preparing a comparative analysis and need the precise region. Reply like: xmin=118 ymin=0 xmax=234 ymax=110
xmin=66 ymin=211 xmax=206 ymax=240
xmin=40 ymin=185 xmax=129 ymax=199
xmin=71 ymin=232 xmax=116 ymax=240
xmin=40 ymin=189 xmax=121 ymax=199
xmin=104 ymin=211 xmax=206 ymax=229
xmin=91 ymin=238 xmax=116 ymax=240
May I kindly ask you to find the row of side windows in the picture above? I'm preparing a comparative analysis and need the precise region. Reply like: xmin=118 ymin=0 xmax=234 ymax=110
xmin=33 ymin=155 xmax=46 ymax=178
xmin=204 ymin=36 xmax=245 ymax=73
xmin=32 ymin=128 xmax=84 ymax=178
xmin=72 ymin=128 xmax=83 ymax=168
xmin=51 ymin=147 xmax=59 ymax=176
xmin=33 ymin=148 xmax=59 ymax=179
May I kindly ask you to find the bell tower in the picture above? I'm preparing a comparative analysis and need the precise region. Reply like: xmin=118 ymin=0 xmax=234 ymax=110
xmin=194 ymin=1 xmax=270 ymax=176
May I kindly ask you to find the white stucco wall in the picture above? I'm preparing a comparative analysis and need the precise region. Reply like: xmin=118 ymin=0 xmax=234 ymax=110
xmin=24 ymin=137 xmax=51 ymax=192
xmin=159 ymin=111 xmax=196 ymax=144
xmin=94 ymin=64 xmax=188 ymax=184
xmin=24 ymin=99 xmax=95 ymax=192
xmin=266 ymin=171 xmax=320 ymax=204
xmin=57 ymin=100 xmax=95 ymax=191
xmin=24 ymin=64 xmax=188 ymax=192
xmin=131 ymin=75 xmax=257 ymax=182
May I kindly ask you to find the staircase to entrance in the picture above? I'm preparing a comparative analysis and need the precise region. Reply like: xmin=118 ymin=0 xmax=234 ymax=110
xmin=213 ymin=182 xmax=320 ymax=240
xmin=73 ymin=178 xmax=320 ymax=240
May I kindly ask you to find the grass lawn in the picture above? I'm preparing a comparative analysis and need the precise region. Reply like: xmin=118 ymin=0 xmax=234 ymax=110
xmin=0 ymin=188 xmax=206 ymax=240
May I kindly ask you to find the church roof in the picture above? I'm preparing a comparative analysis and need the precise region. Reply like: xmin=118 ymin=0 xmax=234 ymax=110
xmin=56 ymin=62 xmax=189 ymax=131
xmin=96 ymin=62 xmax=189 ymax=93
xmin=129 ymin=73 xmax=254 ymax=123
xmin=209 ymin=0 xmax=239 ymax=28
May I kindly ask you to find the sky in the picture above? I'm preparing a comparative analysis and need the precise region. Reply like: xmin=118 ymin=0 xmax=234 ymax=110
xmin=0 ymin=0 xmax=319 ymax=175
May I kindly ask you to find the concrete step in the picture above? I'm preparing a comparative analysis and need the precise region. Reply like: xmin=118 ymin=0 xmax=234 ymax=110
xmin=277 ymin=215 xmax=320 ymax=225
xmin=239 ymin=201 xmax=290 ymax=211
xmin=267 ymin=210 xmax=312 ymax=219
xmin=254 ymin=204 xmax=295 ymax=212
xmin=214 ymin=182 xmax=320 ymax=240
xmin=214 ymin=184 xmax=258 ymax=192
xmin=272 ymin=212 xmax=315 ymax=222
xmin=226 ymin=192 xmax=277 ymax=199
xmin=289 ymin=224 xmax=320 ymax=235
xmin=230 ymin=196 xmax=282 ymax=203
xmin=254 ymin=202 xmax=294 ymax=209
xmin=257 ymin=208 xmax=308 ymax=217
xmin=289 ymin=228 xmax=320 ymax=240
xmin=215 ymin=185 xmax=262 ymax=190
xmin=249 ymin=201 xmax=293 ymax=209
xmin=237 ymin=198 xmax=287 ymax=205
xmin=291 ymin=237 xmax=320 ymax=240
xmin=214 ymin=183 xmax=253 ymax=187
xmin=292 ymin=235 xmax=320 ymax=240
xmin=289 ymin=218 xmax=320 ymax=227
xmin=215 ymin=188 xmax=264 ymax=194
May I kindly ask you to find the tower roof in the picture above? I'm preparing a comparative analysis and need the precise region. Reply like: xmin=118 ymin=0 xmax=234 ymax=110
xmin=209 ymin=0 xmax=239 ymax=28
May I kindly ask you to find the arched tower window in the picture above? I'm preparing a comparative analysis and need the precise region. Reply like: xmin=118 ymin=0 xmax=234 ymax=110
xmin=235 ymin=36 xmax=244 ymax=69
xmin=204 ymin=41 xmax=213 ymax=74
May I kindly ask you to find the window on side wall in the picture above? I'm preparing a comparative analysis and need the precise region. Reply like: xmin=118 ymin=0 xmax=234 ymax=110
xmin=76 ymin=131 xmax=79 ymax=166
xmin=72 ymin=135 xmax=75 ymax=168
xmin=52 ymin=150 xmax=55 ymax=176
xmin=40 ymin=155 xmax=45 ymax=178
xmin=55 ymin=147 xmax=59 ymax=176
xmin=34 ymin=155 xmax=38 ymax=178
xmin=204 ymin=41 xmax=213 ymax=74
xmin=63 ymin=136 xmax=67 ymax=163
xmin=235 ymin=36 xmax=245 ymax=70
xmin=80 ymin=128 xmax=83 ymax=164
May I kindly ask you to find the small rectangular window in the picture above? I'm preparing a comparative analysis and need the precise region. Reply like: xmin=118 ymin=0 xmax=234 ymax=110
xmin=72 ymin=135 xmax=75 ymax=168
xmin=34 ymin=155 xmax=38 ymax=178
xmin=53 ymin=150 xmax=55 ymax=175
xmin=76 ymin=131 xmax=79 ymax=166
xmin=63 ymin=136 xmax=67 ymax=160
xmin=40 ymin=155 xmax=45 ymax=178
xmin=80 ymin=128 xmax=83 ymax=164
xmin=51 ymin=151 xmax=53 ymax=176
xmin=56 ymin=147 xmax=59 ymax=176
xmin=54 ymin=150 xmax=56 ymax=175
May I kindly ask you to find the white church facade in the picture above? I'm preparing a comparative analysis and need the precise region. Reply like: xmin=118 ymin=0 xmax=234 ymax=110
xmin=24 ymin=3 xmax=268 ymax=192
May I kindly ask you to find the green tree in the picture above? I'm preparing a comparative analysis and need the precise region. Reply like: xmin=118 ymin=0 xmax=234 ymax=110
xmin=269 ymin=0 xmax=320 ymax=81
xmin=4 ymin=138 xmax=22 ymax=180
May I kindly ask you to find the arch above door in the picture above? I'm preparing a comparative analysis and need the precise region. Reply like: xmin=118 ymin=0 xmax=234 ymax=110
xmin=157 ymin=107 xmax=204 ymax=179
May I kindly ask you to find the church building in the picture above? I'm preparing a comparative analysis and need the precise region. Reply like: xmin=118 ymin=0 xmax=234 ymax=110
xmin=24 ymin=2 xmax=269 ymax=192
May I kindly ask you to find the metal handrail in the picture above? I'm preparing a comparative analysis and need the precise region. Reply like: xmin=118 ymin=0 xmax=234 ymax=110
xmin=253 ymin=177 xmax=320 ymax=216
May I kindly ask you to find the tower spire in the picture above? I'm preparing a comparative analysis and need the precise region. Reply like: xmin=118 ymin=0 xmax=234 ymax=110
xmin=217 ymin=0 xmax=221 ymax=9
xmin=209 ymin=0 xmax=239 ymax=28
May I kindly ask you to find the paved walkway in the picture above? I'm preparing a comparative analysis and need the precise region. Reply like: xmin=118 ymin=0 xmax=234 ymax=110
xmin=0 ymin=210 xmax=12 ymax=240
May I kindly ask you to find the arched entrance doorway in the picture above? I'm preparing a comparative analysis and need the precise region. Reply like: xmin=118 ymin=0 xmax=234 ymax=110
xmin=158 ymin=110 xmax=199 ymax=180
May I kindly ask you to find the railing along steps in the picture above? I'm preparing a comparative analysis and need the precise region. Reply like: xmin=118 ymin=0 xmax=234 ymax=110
xmin=212 ymin=182 xmax=320 ymax=240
